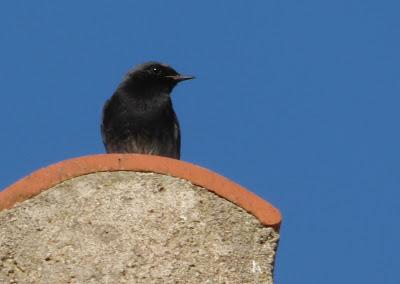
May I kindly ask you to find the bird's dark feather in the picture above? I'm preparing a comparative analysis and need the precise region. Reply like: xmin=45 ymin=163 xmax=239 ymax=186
xmin=101 ymin=62 xmax=190 ymax=159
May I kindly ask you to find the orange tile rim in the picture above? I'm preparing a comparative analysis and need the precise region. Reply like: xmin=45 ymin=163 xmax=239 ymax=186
xmin=0 ymin=154 xmax=281 ymax=230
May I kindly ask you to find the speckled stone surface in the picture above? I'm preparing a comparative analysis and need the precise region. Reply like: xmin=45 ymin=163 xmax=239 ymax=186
xmin=0 ymin=172 xmax=279 ymax=283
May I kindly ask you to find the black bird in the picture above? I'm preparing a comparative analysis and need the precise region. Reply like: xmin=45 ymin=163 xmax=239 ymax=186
xmin=101 ymin=62 xmax=194 ymax=159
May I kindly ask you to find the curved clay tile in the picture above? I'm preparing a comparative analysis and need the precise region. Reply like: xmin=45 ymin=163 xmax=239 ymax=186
xmin=0 ymin=154 xmax=281 ymax=230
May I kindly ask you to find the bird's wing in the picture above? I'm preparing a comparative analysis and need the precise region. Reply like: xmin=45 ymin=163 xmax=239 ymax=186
xmin=100 ymin=98 xmax=112 ymax=148
xmin=173 ymin=111 xmax=181 ymax=159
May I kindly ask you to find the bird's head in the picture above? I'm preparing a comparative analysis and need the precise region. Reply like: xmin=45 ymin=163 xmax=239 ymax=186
xmin=121 ymin=62 xmax=194 ymax=94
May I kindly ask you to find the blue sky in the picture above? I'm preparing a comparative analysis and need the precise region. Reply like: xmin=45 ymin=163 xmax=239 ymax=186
xmin=1 ymin=1 xmax=399 ymax=283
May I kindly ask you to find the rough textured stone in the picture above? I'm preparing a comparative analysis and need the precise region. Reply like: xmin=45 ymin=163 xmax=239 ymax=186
xmin=0 ymin=172 xmax=279 ymax=283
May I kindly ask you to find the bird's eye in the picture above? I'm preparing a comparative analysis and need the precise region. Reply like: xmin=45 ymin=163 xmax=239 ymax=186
xmin=152 ymin=66 xmax=161 ymax=74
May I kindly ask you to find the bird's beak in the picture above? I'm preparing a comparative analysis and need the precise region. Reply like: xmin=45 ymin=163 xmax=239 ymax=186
xmin=165 ymin=75 xmax=195 ymax=82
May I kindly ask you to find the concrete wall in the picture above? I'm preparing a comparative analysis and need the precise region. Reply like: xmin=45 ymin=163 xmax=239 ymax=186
xmin=0 ymin=171 xmax=279 ymax=283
